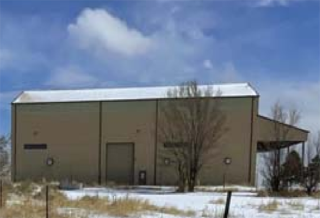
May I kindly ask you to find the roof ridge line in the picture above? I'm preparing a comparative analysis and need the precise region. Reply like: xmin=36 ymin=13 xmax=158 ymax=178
xmin=22 ymin=82 xmax=250 ymax=93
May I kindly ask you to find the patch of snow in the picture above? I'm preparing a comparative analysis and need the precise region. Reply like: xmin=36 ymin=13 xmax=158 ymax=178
xmin=62 ymin=186 xmax=320 ymax=218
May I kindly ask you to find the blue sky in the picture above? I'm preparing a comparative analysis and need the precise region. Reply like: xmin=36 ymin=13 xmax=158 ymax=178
xmin=0 ymin=0 xmax=319 ymax=136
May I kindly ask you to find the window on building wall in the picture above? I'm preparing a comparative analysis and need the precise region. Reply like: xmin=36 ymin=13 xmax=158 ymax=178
xmin=24 ymin=144 xmax=47 ymax=150
xmin=163 ymin=142 xmax=188 ymax=148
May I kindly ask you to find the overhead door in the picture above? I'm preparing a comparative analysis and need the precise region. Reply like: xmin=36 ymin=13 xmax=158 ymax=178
xmin=106 ymin=143 xmax=134 ymax=185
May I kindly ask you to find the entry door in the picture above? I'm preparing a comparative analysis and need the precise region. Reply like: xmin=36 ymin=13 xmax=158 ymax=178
xmin=106 ymin=143 xmax=134 ymax=185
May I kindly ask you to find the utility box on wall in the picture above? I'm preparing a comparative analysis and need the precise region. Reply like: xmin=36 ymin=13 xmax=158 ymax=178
xmin=139 ymin=170 xmax=147 ymax=185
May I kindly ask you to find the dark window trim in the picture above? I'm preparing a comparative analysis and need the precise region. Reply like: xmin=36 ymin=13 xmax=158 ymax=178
xmin=24 ymin=144 xmax=47 ymax=150
xmin=164 ymin=142 xmax=188 ymax=148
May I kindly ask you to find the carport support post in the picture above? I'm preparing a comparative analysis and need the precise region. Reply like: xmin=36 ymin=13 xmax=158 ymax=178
xmin=301 ymin=142 xmax=305 ymax=179
xmin=302 ymin=142 xmax=305 ymax=167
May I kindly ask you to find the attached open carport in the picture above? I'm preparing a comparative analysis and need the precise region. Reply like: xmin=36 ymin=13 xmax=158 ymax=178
xmin=256 ymin=115 xmax=309 ymax=164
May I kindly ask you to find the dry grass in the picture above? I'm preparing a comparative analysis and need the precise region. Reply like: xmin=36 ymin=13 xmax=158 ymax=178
xmin=201 ymin=206 xmax=222 ymax=218
xmin=256 ymin=189 xmax=269 ymax=197
xmin=54 ymin=194 xmax=195 ymax=217
xmin=196 ymin=187 xmax=241 ymax=193
xmin=257 ymin=189 xmax=320 ymax=198
xmin=210 ymin=197 xmax=225 ymax=205
xmin=312 ymin=191 xmax=320 ymax=198
xmin=196 ymin=184 xmax=257 ymax=194
xmin=5 ymin=180 xmax=36 ymax=195
xmin=0 ymin=184 xmax=86 ymax=218
xmin=286 ymin=200 xmax=304 ymax=210
xmin=0 ymin=181 xmax=196 ymax=218
xmin=216 ymin=187 xmax=240 ymax=192
xmin=200 ymin=206 xmax=243 ymax=218
xmin=258 ymin=200 xmax=281 ymax=213
xmin=0 ymin=197 xmax=84 ymax=218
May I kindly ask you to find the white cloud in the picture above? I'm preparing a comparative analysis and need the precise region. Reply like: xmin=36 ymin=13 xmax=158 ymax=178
xmin=204 ymin=61 xmax=243 ymax=83
xmin=68 ymin=8 xmax=153 ymax=56
xmin=64 ymin=7 xmax=217 ymax=86
xmin=203 ymin=59 xmax=213 ymax=70
xmin=256 ymin=0 xmax=310 ymax=7
xmin=257 ymin=80 xmax=320 ymax=135
xmin=46 ymin=66 xmax=98 ymax=88
xmin=218 ymin=62 xmax=243 ymax=83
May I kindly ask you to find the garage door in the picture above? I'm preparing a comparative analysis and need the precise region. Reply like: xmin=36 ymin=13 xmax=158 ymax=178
xmin=106 ymin=143 xmax=134 ymax=185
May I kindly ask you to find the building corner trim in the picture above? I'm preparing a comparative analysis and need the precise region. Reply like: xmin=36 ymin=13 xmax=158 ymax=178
xmin=248 ymin=97 xmax=254 ymax=184
xmin=13 ymin=104 xmax=17 ymax=182
xmin=98 ymin=102 xmax=102 ymax=184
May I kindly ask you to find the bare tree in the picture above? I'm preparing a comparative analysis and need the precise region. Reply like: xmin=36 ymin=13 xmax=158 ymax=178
xmin=158 ymin=81 xmax=227 ymax=192
xmin=262 ymin=102 xmax=301 ymax=192
xmin=302 ymin=131 xmax=320 ymax=195
xmin=0 ymin=135 xmax=10 ymax=178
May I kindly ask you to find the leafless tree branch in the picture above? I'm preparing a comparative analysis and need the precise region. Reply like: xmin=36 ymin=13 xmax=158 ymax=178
xmin=158 ymin=81 xmax=227 ymax=192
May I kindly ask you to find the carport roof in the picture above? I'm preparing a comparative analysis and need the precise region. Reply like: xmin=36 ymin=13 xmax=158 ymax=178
xmin=256 ymin=115 xmax=309 ymax=152
xmin=12 ymin=83 xmax=258 ymax=104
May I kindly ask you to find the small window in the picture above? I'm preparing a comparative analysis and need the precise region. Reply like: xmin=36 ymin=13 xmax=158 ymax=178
xmin=24 ymin=144 xmax=47 ymax=150
xmin=164 ymin=142 xmax=188 ymax=148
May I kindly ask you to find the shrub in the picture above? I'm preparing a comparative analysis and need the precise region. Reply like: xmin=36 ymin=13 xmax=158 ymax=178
xmin=258 ymin=200 xmax=280 ymax=213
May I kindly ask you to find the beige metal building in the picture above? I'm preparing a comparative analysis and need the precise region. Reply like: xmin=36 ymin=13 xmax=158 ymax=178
xmin=11 ymin=83 xmax=308 ymax=186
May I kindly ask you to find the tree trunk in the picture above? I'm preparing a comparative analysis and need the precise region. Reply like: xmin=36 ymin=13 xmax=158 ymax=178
xmin=177 ymin=181 xmax=185 ymax=192
xmin=188 ymin=180 xmax=195 ymax=192
xmin=306 ymin=186 xmax=312 ymax=196
xmin=271 ymin=177 xmax=280 ymax=192
xmin=271 ymin=149 xmax=282 ymax=192
xmin=188 ymin=170 xmax=196 ymax=192
xmin=177 ymin=174 xmax=186 ymax=192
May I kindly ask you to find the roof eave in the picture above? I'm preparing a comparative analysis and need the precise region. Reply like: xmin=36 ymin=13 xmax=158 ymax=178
xmin=258 ymin=115 xmax=310 ymax=133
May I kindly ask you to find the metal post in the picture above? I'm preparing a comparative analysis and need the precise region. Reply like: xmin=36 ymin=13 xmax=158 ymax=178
xmin=223 ymin=162 xmax=230 ymax=189
xmin=223 ymin=191 xmax=232 ymax=218
xmin=223 ymin=167 xmax=228 ymax=189
xmin=302 ymin=142 xmax=305 ymax=167
xmin=46 ymin=185 xmax=49 ymax=218
xmin=0 ymin=179 xmax=2 ymax=208
xmin=301 ymin=142 xmax=305 ymax=182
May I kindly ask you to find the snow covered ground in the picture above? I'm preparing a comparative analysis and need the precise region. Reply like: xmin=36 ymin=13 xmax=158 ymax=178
xmin=63 ymin=186 xmax=320 ymax=218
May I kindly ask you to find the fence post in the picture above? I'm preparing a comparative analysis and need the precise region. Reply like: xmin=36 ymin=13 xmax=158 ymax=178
xmin=46 ymin=185 xmax=49 ymax=218
xmin=0 ymin=179 xmax=2 ymax=209
xmin=223 ymin=191 xmax=232 ymax=218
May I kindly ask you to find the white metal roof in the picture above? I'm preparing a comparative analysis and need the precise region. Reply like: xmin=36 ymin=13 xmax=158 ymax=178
xmin=12 ymin=83 xmax=258 ymax=104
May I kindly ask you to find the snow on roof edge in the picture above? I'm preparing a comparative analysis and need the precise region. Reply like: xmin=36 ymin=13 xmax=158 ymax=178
xmin=12 ymin=83 xmax=259 ymax=104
